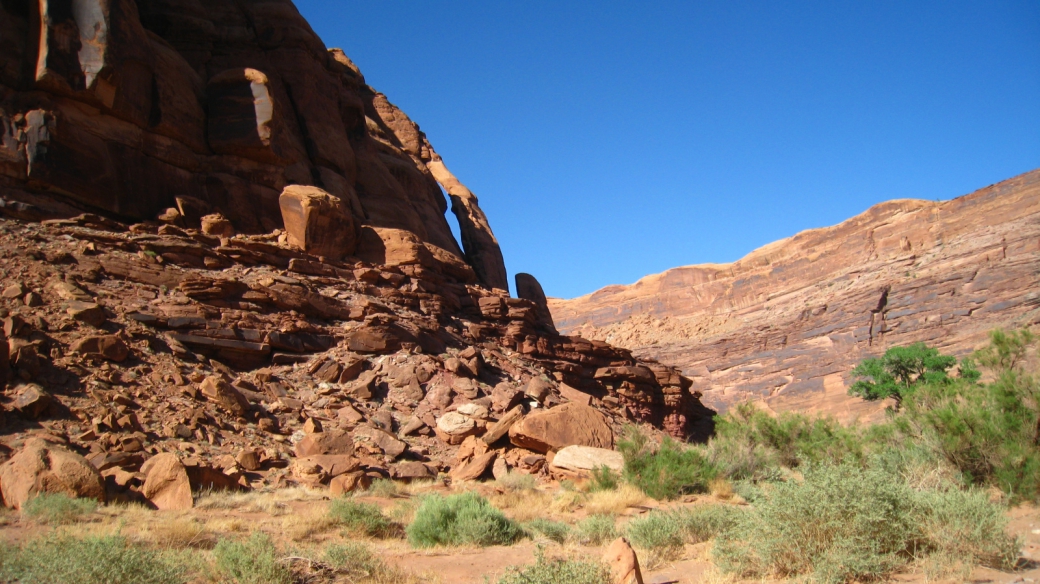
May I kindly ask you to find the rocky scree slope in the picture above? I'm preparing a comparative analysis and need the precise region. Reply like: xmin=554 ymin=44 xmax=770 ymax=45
xmin=0 ymin=0 xmax=711 ymax=510
xmin=551 ymin=169 xmax=1040 ymax=421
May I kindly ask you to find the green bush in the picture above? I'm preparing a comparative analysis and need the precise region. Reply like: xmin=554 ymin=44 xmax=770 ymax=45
xmin=330 ymin=498 xmax=397 ymax=538
xmin=915 ymin=487 xmax=1018 ymax=569
xmin=366 ymin=478 xmax=401 ymax=498
xmin=588 ymin=466 xmax=620 ymax=492
xmin=213 ymin=532 xmax=292 ymax=584
xmin=406 ymin=492 xmax=522 ymax=548
xmin=325 ymin=542 xmax=413 ymax=582
xmin=0 ymin=535 xmax=183 ymax=584
xmin=848 ymin=342 xmax=959 ymax=405
xmin=675 ymin=504 xmax=744 ymax=543
xmin=22 ymin=492 xmax=97 ymax=524
xmin=498 ymin=471 xmax=537 ymax=492
xmin=496 ymin=548 xmax=612 ymax=584
xmin=524 ymin=518 xmax=571 ymax=543
xmin=618 ymin=428 xmax=718 ymax=500
xmin=625 ymin=511 xmax=685 ymax=551
xmin=704 ymin=402 xmax=866 ymax=482
xmin=713 ymin=464 xmax=919 ymax=583
xmin=571 ymin=514 xmax=617 ymax=546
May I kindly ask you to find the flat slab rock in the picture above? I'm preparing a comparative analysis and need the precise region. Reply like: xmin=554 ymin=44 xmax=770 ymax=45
xmin=508 ymin=402 xmax=613 ymax=453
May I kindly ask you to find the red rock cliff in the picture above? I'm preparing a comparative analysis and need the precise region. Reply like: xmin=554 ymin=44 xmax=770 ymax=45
xmin=551 ymin=170 xmax=1040 ymax=421
xmin=0 ymin=0 xmax=508 ymax=291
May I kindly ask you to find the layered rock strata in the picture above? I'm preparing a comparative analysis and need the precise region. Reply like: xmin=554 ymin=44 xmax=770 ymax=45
xmin=551 ymin=170 xmax=1040 ymax=421
xmin=0 ymin=0 xmax=506 ymax=290
xmin=0 ymin=209 xmax=709 ymax=507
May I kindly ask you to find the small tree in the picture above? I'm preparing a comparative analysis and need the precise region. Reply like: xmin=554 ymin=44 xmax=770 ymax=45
xmin=848 ymin=342 xmax=959 ymax=406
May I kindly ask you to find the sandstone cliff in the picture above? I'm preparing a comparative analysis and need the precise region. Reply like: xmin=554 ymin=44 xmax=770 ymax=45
xmin=551 ymin=170 xmax=1040 ymax=421
xmin=0 ymin=0 xmax=508 ymax=291
xmin=0 ymin=1 xmax=713 ymax=507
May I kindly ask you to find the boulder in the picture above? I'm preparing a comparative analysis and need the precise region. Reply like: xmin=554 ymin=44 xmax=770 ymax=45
xmin=200 ymin=376 xmax=249 ymax=417
xmin=67 ymin=301 xmax=107 ymax=327
xmin=450 ymin=451 xmax=496 ymax=482
xmin=294 ymin=430 xmax=354 ymax=457
xmin=482 ymin=406 xmax=524 ymax=446
xmin=291 ymin=455 xmax=360 ymax=484
xmin=141 ymin=453 xmax=193 ymax=510
xmin=509 ymin=403 xmax=613 ymax=453
xmin=353 ymin=425 xmax=407 ymax=459
xmin=0 ymin=438 xmax=105 ymax=510
xmin=69 ymin=335 xmax=129 ymax=362
xmin=12 ymin=384 xmax=52 ymax=419
xmin=602 ymin=537 xmax=643 ymax=584
xmin=330 ymin=471 xmax=370 ymax=495
xmin=392 ymin=461 xmax=437 ymax=481
xmin=549 ymin=445 xmax=625 ymax=475
xmin=278 ymin=186 xmax=357 ymax=260
xmin=200 ymin=213 xmax=236 ymax=237
xmin=435 ymin=412 xmax=479 ymax=445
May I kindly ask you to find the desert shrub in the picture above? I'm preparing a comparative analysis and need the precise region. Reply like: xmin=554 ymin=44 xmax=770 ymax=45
xmin=213 ymin=532 xmax=292 ymax=584
xmin=0 ymin=534 xmax=183 ymax=584
xmin=496 ymin=548 xmax=612 ymax=584
xmin=571 ymin=514 xmax=617 ymax=546
xmin=588 ymin=465 xmax=620 ymax=492
xmin=706 ymin=403 xmax=865 ymax=481
xmin=329 ymin=498 xmax=397 ymax=538
xmin=406 ymin=492 xmax=522 ymax=548
xmin=22 ymin=492 xmax=97 ymax=524
xmin=675 ymin=504 xmax=744 ymax=543
xmin=713 ymin=464 xmax=919 ymax=583
xmin=498 ymin=470 xmax=538 ymax=492
xmin=366 ymin=478 xmax=401 ymax=498
xmin=618 ymin=427 xmax=718 ymax=500
xmin=325 ymin=542 xmax=419 ymax=583
xmin=625 ymin=511 xmax=685 ymax=551
xmin=524 ymin=518 xmax=571 ymax=543
xmin=914 ymin=487 xmax=1018 ymax=570
xmin=893 ymin=363 xmax=1040 ymax=500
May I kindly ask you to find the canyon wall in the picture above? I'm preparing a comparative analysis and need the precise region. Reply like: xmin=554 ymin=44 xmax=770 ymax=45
xmin=551 ymin=170 xmax=1040 ymax=421
xmin=0 ymin=0 xmax=508 ymax=291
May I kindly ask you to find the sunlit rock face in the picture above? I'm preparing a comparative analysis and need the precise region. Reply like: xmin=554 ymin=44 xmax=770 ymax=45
xmin=552 ymin=169 xmax=1040 ymax=422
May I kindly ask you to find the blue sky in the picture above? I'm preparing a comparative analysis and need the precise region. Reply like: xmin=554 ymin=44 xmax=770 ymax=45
xmin=295 ymin=1 xmax=1040 ymax=299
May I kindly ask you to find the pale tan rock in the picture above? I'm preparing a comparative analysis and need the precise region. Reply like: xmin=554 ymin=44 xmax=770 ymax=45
xmin=141 ymin=453 xmax=193 ymax=510
xmin=602 ymin=537 xmax=643 ymax=584
xmin=435 ymin=412 xmax=479 ymax=445
xmin=550 ymin=445 xmax=624 ymax=475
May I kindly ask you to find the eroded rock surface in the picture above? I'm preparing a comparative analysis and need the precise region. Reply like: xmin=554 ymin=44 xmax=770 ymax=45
xmin=0 ymin=0 xmax=506 ymax=290
xmin=552 ymin=170 xmax=1040 ymax=421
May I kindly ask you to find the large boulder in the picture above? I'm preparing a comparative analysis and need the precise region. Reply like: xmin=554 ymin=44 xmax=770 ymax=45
xmin=294 ymin=429 xmax=354 ymax=458
xmin=509 ymin=402 xmax=614 ymax=453
xmin=141 ymin=453 xmax=193 ymax=510
xmin=0 ymin=439 xmax=105 ymax=510
xmin=603 ymin=537 xmax=644 ymax=584
xmin=69 ymin=335 xmax=129 ymax=362
xmin=278 ymin=186 xmax=358 ymax=259
xmin=549 ymin=445 xmax=624 ymax=475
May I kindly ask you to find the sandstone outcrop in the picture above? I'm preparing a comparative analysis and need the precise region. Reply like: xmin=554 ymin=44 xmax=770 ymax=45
xmin=0 ymin=0 xmax=713 ymax=507
xmin=552 ymin=170 xmax=1040 ymax=420
xmin=0 ymin=438 xmax=105 ymax=509
xmin=0 ymin=0 xmax=506 ymax=290
xmin=516 ymin=273 xmax=557 ymax=334
xmin=549 ymin=445 xmax=625 ymax=476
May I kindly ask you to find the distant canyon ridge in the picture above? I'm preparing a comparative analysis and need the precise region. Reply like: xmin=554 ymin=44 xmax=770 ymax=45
xmin=550 ymin=170 xmax=1040 ymax=422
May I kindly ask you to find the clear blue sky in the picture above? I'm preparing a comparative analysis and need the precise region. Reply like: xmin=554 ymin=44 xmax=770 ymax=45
xmin=295 ymin=1 xmax=1040 ymax=299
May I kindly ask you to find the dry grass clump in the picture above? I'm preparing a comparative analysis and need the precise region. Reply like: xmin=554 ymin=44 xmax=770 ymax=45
xmin=497 ymin=470 xmax=538 ymax=492
xmin=22 ymin=493 xmax=98 ymax=525
xmin=282 ymin=506 xmax=341 ymax=541
xmin=144 ymin=516 xmax=212 ymax=549
xmin=708 ymin=478 xmax=735 ymax=500
xmin=490 ymin=487 xmax=554 ymax=523
xmin=195 ymin=486 xmax=323 ymax=515
xmin=324 ymin=542 xmax=435 ymax=583
xmin=584 ymin=484 xmax=647 ymax=516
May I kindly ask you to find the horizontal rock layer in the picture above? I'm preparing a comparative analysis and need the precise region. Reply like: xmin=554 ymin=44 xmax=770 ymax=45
xmin=551 ymin=169 xmax=1040 ymax=421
